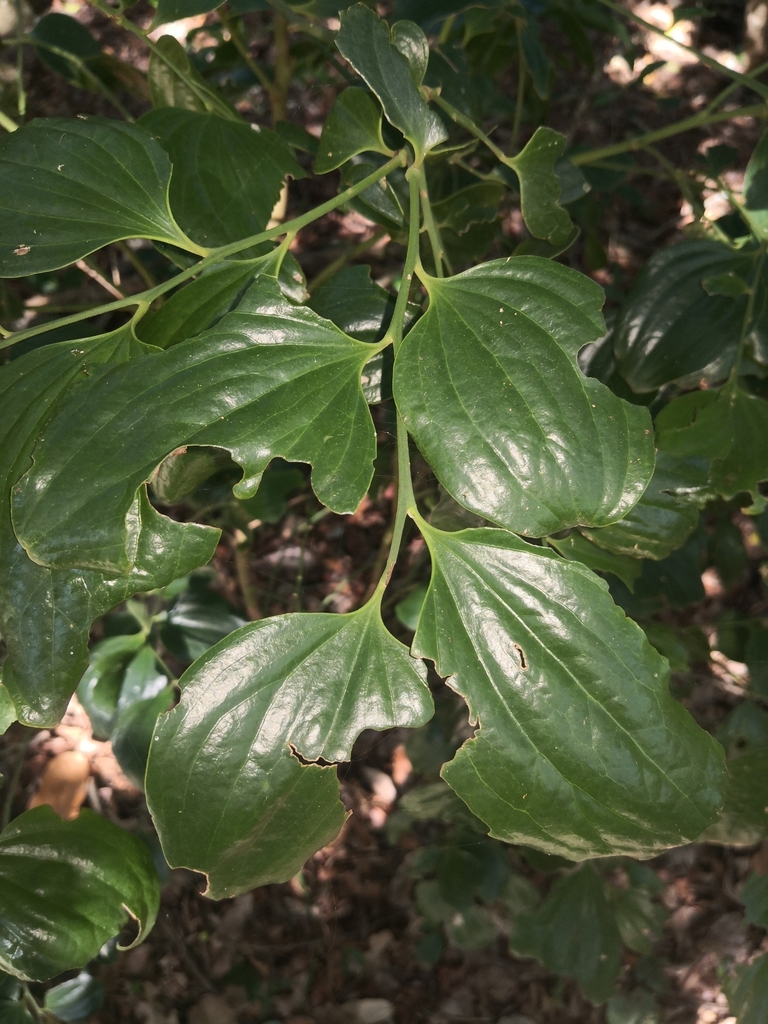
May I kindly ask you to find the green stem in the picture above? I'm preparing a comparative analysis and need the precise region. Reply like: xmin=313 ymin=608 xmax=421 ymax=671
xmin=271 ymin=11 xmax=292 ymax=126
xmin=14 ymin=0 xmax=25 ymax=117
xmin=511 ymin=26 xmax=526 ymax=152
xmin=371 ymin=168 xmax=422 ymax=600
xmin=0 ymin=150 xmax=407 ymax=351
xmin=595 ymin=0 xmax=768 ymax=101
xmin=415 ymin=164 xmax=448 ymax=277
xmin=0 ymin=108 xmax=19 ymax=132
xmin=383 ymin=166 xmax=421 ymax=350
xmin=218 ymin=6 xmax=274 ymax=95
xmin=570 ymin=103 xmax=768 ymax=165
xmin=703 ymin=58 xmax=768 ymax=116
xmin=431 ymin=91 xmax=512 ymax=167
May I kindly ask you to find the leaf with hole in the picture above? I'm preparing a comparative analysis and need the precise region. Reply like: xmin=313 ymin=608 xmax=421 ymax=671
xmin=146 ymin=602 xmax=432 ymax=897
xmin=394 ymin=258 xmax=654 ymax=537
xmin=412 ymin=520 xmax=725 ymax=859
xmin=12 ymin=273 xmax=380 ymax=576
xmin=0 ymin=807 xmax=159 ymax=982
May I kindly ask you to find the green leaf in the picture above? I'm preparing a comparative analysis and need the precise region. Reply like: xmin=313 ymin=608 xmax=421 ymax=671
xmin=139 ymin=109 xmax=303 ymax=249
xmin=740 ymin=871 xmax=768 ymax=930
xmin=240 ymin=461 xmax=306 ymax=524
xmin=518 ymin=17 xmax=551 ymax=99
xmin=0 ymin=1001 xmax=34 ymax=1024
xmin=0 ymin=684 xmax=16 ymax=736
xmin=546 ymin=532 xmax=642 ymax=590
xmin=611 ymin=885 xmax=667 ymax=955
xmin=613 ymin=240 xmax=765 ymax=392
xmin=509 ymin=127 xmax=573 ymax=246
xmin=137 ymin=260 xmax=265 ymax=349
xmin=148 ymin=36 xmax=235 ymax=119
xmin=743 ymin=129 xmax=768 ymax=240
xmin=336 ymin=5 xmax=447 ymax=160
xmin=510 ymin=865 xmax=621 ymax=1003
xmin=699 ymin=749 xmax=768 ymax=845
xmin=43 ymin=972 xmax=105 ymax=1022
xmin=724 ymin=952 xmax=768 ymax=1024
xmin=118 ymin=647 xmax=168 ymax=713
xmin=112 ymin=687 xmax=175 ymax=791
xmin=151 ymin=447 xmax=232 ymax=504
xmin=701 ymin=270 xmax=750 ymax=297
xmin=394 ymin=259 xmax=654 ymax=537
xmin=413 ymin=521 xmax=725 ymax=859
xmin=391 ymin=21 xmax=430 ymax=86
xmin=77 ymin=633 xmax=147 ymax=740
xmin=315 ymin=88 xmax=392 ymax=174
xmin=152 ymin=0 xmax=223 ymax=28
xmin=395 ymin=583 xmax=429 ymax=631
xmin=606 ymin=990 xmax=660 ymax=1024
xmin=655 ymin=383 xmax=768 ymax=513
xmin=0 ymin=329 xmax=218 ymax=726
xmin=161 ymin=577 xmax=246 ymax=662
xmin=581 ymin=451 xmax=711 ymax=561
xmin=31 ymin=13 xmax=100 ymax=83
xmin=431 ymin=181 xmax=506 ymax=235
xmin=0 ymin=117 xmax=198 ymax=276
xmin=0 ymin=806 xmax=159 ymax=982
xmin=343 ymin=160 xmax=407 ymax=234
xmin=12 ymin=273 xmax=380 ymax=576
xmin=146 ymin=602 xmax=432 ymax=897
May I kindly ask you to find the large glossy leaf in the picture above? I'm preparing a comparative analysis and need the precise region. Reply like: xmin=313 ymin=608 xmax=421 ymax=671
xmin=510 ymin=866 xmax=621 ymax=1003
xmin=546 ymin=532 xmax=642 ymax=590
xmin=0 ymin=329 xmax=217 ymax=726
xmin=13 ymin=273 xmax=380 ymax=576
xmin=0 ymin=806 xmax=159 ymax=982
xmin=146 ymin=602 xmax=432 ymax=897
xmin=0 ymin=117 xmax=197 ymax=276
xmin=394 ymin=259 xmax=654 ymax=537
xmin=655 ymin=383 xmax=768 ymax=513
xmin=510 ymin=127 xmax=574 ymax=246
xmin=413 ymin=521 xmax=725 ymax=859
xmin=138 ymin=109 xmax=303 ymax=249
xmin=137 ymin=260 xmax=265 ymax=349
xmin=613 ymin=240 xmax=767 ymax=392
xmin=315 ymin=88 xmax=392 ymax=174
xmin=336 ymin=5 xmax=447 ymax=159
xmin=581 ymin=451 xmax=711 ymax=561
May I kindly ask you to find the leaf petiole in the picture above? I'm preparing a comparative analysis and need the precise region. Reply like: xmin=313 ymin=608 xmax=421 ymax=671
xmin=0 ymin=150 xmax=407 ymax=351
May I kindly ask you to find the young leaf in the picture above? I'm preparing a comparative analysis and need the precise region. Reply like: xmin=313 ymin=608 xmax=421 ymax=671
xmin=580 ymin=451 xmax=711 ymax=560
xmin=315 ymin=88 xmax=392 ymax=174
xmin=413 ymin=521 xmax=725 ymax=859
xmin=13 ymin=274 xmax=380 ymax=575
xmin=0 ymin=117 xmax=198 ymax=276
xmin=394 ymin=258 xmax=654 ymax=537
xmin=613 ymin=240 xmax=765 ymax=392
xmin=146 ymin=603 xmax=432 ymax=897
xmin=160 ymin=578 xmax=246 ymax=662
xmin=77 ymin=633 xmax=148 ymax=741
xmin=148 ymin=36 xmax=236 ymax=120
xmin=0 ymin=330 xmax=217 ymax=726
xmin=0 ymin=806 xmax=159 ymax=982
xmin=336 ymin=5 xmax=447 ymax=160
xmin=137 ymin=260 xmax=265 ymax=349
xmin=510 ymin=865 xmax=621 ymax=1003
xmin=138 ymin=109 xmax=304 ymax=249
xmin=509 ymin=127 xmax=574 ymax=246
xmin=112 ymin=687 xmax=175 ymax=791
xmin=391 ymin=21 xmax=430 ymax=86
xmin=655 ymin=383 xmax=768 ymax=513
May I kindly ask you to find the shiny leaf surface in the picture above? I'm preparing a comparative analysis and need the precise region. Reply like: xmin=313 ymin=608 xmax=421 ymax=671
xmin=76 ymin=633 xmax=147 ymax=740
xmin=546 ymin=532 xmax=642 ymax=590
xmin=146 ymin=602 xmax=431 ymax=897
xmin=13 ymin=274 xmax=379 ymax=575
xmin=336 ymin=5 xmax=447 ymax=159
xmin=394 ymin=259 xmax=654 ymax=537
xmin=0 ymin=117 xmax=195 ymax=276
xmin=0 ymin=807 xmax=159 ymax=982
xmin=315 ymin=88 xmax=392 ymax=174
xmin=139 ymin=109 xmax=303 ymax=249
xmin=0 ymin=330 xmax=217 ymax=726
xmin=0 ymin=685 xmax=15 ymax=736
xmin=413 ymin=521 xmax=725 ymax=859
xmin=581 ymin=451 xmax=711 ymax=561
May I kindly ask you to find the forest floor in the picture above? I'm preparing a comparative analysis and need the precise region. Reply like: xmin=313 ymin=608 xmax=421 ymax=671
xmin=2 ymin=1 xmax=768 ymax=1022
